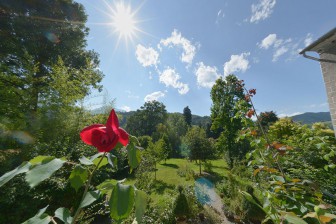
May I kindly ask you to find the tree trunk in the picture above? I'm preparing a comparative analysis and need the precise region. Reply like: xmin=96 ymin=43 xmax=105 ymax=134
xmin=154 ymin=162 xmax=157 ymax=180
xmin=199 ymin=160 xmax=201 ymax=175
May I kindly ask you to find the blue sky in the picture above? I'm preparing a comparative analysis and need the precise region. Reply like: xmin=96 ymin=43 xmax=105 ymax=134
xmin=77 ymin=0 xmax=336 ymax=117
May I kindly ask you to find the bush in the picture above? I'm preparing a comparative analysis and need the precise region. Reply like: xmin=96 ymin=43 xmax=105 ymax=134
xmin=173 ymin=189 xmax=191 ymax=218
xmin=217 ymin=172 xmax=265 ymax=223
xmin=177 ymin=164 xmax=195 ymax=181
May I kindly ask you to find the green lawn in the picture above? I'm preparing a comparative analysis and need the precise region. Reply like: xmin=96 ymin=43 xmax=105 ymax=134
xmin=133 ymin=158 xmax=229 ymax=212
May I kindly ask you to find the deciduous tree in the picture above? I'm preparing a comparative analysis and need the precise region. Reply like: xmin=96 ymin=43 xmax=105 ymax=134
xmin=210 ymin=75 xmax=251 ymax=167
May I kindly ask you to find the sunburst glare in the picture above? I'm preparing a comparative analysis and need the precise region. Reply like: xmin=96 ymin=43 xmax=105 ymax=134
xmin=104 ymin=0 xmax=144 ymax=48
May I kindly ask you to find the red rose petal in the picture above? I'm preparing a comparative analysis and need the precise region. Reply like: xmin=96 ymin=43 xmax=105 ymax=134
xmin=80 ymin=124 xmax=104 ymax=145
xmin=106 ymin=109 xmax=119 ymax=131
xmin=117 ymin=128 xmax=129 ymax=146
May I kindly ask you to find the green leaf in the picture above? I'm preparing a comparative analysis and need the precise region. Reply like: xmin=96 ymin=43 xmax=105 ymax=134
xmin=97 ymin=179 xmax=118 ymax=195
xmin=54 ymin=207 xmax=73 ymax=224
xmin=29 ymin=156 xmax=54 ymax=165
xmin=109 ymin=183 xmax=135 ymax=221
xmin=241 ymin=191 xmax=264 ymax=211
xmin=69 ymin=165 xmax=88 ymax=192
xmin=107 ymin=153 xmax=118 ymax=168
xmin=25 ymin=158 xmax=65 ymax=188
xmin=135 ymin=189 xmax=147 ymax=223
xmin=283 ymin=213 xmax=308 ymax=224
xmin=0 ymin=162 xmax=31 ymax=187
xmin=246 ymin=152 xmax=252 ymax=160
xmin=79 ymin=156 xmax=93 ymax=165
xmin=113 ymin=142 xmax=124 ymax=150
xmin=129 ymin=135 xmax=140 ymax=146
xmin=127 ymin=145 xmax=141 ymax=172
xmin=93 ymin=157 xmax=108 ymax=169
xmin=22 ymin=206 xmax=51 ymax=224
xmin=79 ymin=190 xmax=100 ymax=209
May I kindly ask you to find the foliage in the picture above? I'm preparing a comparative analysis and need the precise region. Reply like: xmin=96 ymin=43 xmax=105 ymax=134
xmin=177 ymin=164 xmax=195 ymax=181
xmin=258 ymin=111 xmax=279 ymax=130
xmin=0 ymin=123 xmax=144 ymax=224
xmin=173 ymin=188 xmax=191 ymax=218
xmin=183 ymin=106 xmax=192 ymax=126
xmin=126 ymin=101 xmax=167 ymax=137
xmin=217 ymin=171 xmax=266 ymax=223
xmin=166 ymin=113 xmax=189 ymax=156
xmin=183 ymin=126 xmax=215 ymax=174
xmin=0 ymin=0 xmax=103 ymax=123
xmin=138 ymin=135 xmax=153 ymax=149
xmin=210 ymin=75 xmax=252 ymax=167
xmin=235 ymin=87 xmax=336 ymax=223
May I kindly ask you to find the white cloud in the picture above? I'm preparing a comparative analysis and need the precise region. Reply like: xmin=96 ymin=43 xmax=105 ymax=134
xmin=159 ymin=29 xmax=197 ymax=65
xmin=250 ymin=0 xmax=276 ymax=23
xmin=272 ymin=46 xmax=288 ymax=61
xmin=195 ymin=62 xmax=220 ymax=88
xmin=121 ymin=105 xmax=131 ymax=112
xmin=278 ymin=112 xmax=303 ymax=118
xmin=224 ymin=52 xmax=250 ymax=76
xmin=135 ymin=44 xmax=159 ymax=67
xmin=259 ymin=33 xmax=277 ymax=49
xmin=304 ymin=33 xmax=313 ymax=47
xmin=159 ymin=68 xmax=189 ymax=94
xmin=144 ymin=91 xmax=165 ymax=102
xmin=259 ymin=33 xmax=296 ymax=62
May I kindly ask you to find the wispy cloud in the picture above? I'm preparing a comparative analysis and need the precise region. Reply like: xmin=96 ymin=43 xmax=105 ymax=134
xmin=307 ymin=102 xmax=328 ymax=109
xmin=195 ymin=62 xmax=220 ymax=88
xmin=258 ymin=33 xmax=295 ymax=61
xmin=144 ymin=91 xmax=165 ymax=102
xmin=135 ymin=44 xmax=159 ymax=67
xmin=159 ymin=68 xmax=189 ymax=94
xmin=273 ymin=46 xmax=288 ymax=62
xmin=250 ymin=0 xmax=276 ymax=23
xmin=159 ymin=29 xmax=198 ymax=66
xmin=216 ymin=9 xmax=225 ymax=24
xmin=258 ymin=33 xmax=277 ymax=49
xmin=304 ymin=33 xmax=313 ymax=47
xmin=125 ymin=90 xmax=140 ymax=99
xmin=224 ymin=52 xmax=250 ymax=76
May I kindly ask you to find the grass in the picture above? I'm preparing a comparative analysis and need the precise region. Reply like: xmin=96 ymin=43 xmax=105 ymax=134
xmin=133 ymin=158 xmax=229 ymax=213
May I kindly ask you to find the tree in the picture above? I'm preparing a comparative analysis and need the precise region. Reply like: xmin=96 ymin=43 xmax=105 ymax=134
xmin=146 ymin=138 xmax=168 ymax=179
xmin=183 ymin=126 xmax=214 ymax=174
xmin=0 ymin=0 xmax=103 ymax=124
xmin=126 ymin=101 xmax=167 ymax=137
xmin=183 ymin=106 xmax=192 ymax=126
xmin=258 ymin=111 xmax=279 ymax=130
xmin=166 ymin=113 xmax=188 ymax=157
xmin=210 ymin=75 xmax=251 ymax=167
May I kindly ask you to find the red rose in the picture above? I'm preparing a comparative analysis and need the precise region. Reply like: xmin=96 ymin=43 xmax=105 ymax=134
xmin=80 ymin=109 xmax=129 ymax=152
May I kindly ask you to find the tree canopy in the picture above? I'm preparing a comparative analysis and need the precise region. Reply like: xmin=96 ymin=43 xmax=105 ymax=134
xmin=126 ymin=101 xmax=167 ymax=137
xmin=183 ymin=106 xmax=192 ymax=126
xmin=0 ymin=0 xmax=103 ymax=122
xmin=210 ymin=75 xmax=251 ymax=167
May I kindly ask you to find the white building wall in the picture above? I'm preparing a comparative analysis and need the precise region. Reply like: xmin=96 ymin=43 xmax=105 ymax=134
xmin=320 ymin=53 xmax=336 ymax=136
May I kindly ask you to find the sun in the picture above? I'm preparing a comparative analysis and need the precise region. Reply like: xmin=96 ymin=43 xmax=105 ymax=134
xmin=107 ymin=1 xmax=142 ymax=46
xmin=112 ymin=2 xmax=135 ymax=37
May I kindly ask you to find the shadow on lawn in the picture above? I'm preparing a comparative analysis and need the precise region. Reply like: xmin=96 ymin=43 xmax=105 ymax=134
xmin=152 ymin=179 xmax=175 ymax=194
xmin=161 ymin=163 xmax=179 ymax=169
